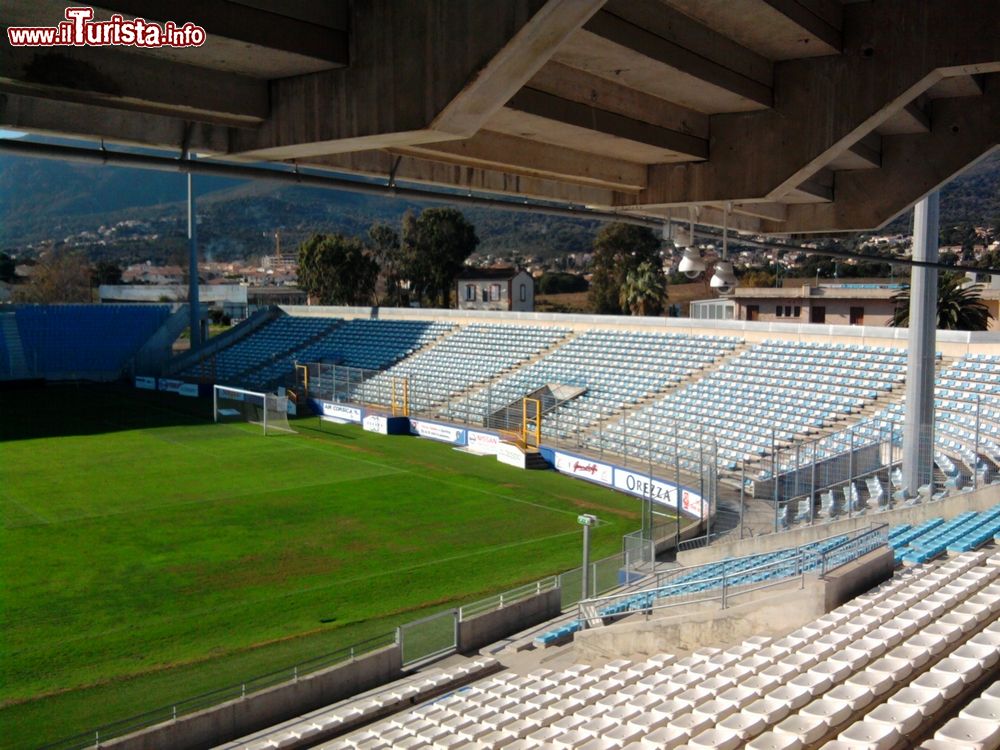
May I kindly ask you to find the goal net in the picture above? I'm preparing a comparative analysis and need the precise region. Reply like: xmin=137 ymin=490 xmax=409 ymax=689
xmin=213 ymin=385 xmax=294 ymax=435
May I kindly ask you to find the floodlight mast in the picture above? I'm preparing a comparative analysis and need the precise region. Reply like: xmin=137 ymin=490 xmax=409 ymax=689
xmin=579 ymin=514 xmax=597 ymax=600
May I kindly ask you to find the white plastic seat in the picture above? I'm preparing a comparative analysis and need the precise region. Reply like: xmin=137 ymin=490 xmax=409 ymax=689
xmin=774 ymin=713 xmax=828 ymax=745
xmin=672 ymin=712 xmax=714 ymax=737
xmin=864 ymin=702 xmax=924 ymax=735
xmin=718 ymin=711 xmax=768 ymax=740
xmin=933 ymin=717 xmax=1000 ymax=750
xmin=828 ymin=647 xmax=869 ymax=672
xmin=931 ymin=654 xmax=985 ymax=685
xmin=887 ymin=684 xmax=945 ymax=718
xmin=626 ymin=711 xmax=671 ymax=734
xmin=810 ymin=659 xmax=853 ymax=684
xmin=768 ymin=684 xmax=814 ymax=711
xmin=888 ymin=643 xmax=932 ymax=670
xmin=837 ymin=720 xmax=900 ymax=750
xmin=906 ymin=631 xmax=950 ymax=656
xmin=639 ymin=724 xmax=690 ymax=749
xmin=743 ymin=674 xmax=783 ymax=695
xmin=866 ymin=655 xmax=913 ymax=682
xmin=960 ymin=697 xmax=1000 ymax=723
xmin=688 ymin=728 xmax=743 ymax=750
xmin=788 ymin=670 xmax=832 ymax=695
xmin=693 ymin=698 xmax=739 ymax=724
xmin=746 ymin=730 xmax=804 ymax=750
xmin=742 ymin=696 xmax=792 ymax=725
xmin=825 ymin=682 xmax=875 ymax=712
xmin=845 ymin=669 xmax=894 ymax=697
xmin=603 ymin=724 xmax=643 ymax=746
xmin=676 ymin=686 xmax=714 ymax=709
xmin=649 ymin=697 xmax=692 ymax=720
xmin=912 ymin=670 xmax=966 ymax=700
xmin=799 ymin=696 xmax=853 ymax=730
xmin=553 ymin=728 xmax=598 ymax=749
xmin=953 ymin=642 xmax=1000 ymax=670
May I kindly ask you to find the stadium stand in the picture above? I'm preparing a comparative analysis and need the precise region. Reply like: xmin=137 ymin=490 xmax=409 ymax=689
xmin=797 ymin=353 xmax=1000 ymax=506
xmin=178 ymin=315 xmax=343 ymax=385
xmin=0 ymin=312 xmax=13 ymax=376
xmin=357 ymin=324 xmax=571 ymax=413
xmin=240 ymin=318 xmax=454 ymax=390
xmin=7 ymin=304 xmax=170 ymax=379
xmin=443 ymin=330 xmax=740 ymax=439
xmin=306 ymin=546 xmax=1000 ymax=750
xmin=584 ymin=341 xmax=907 ymax=475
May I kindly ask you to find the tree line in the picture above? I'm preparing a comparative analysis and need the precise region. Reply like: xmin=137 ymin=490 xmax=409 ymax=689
xmin=297 ymin=207 xmax=479 ymax=307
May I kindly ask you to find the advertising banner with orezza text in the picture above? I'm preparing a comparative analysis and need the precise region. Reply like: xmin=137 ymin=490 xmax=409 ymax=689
xmin=612 ymin=467 xmax=707 ymax=519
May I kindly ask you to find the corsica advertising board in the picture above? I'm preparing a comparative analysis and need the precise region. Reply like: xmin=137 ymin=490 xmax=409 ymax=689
xmin=320 ymin=401 xmax=362 ymax=424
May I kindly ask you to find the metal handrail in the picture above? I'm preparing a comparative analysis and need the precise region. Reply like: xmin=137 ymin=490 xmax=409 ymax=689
xmin=578 ymin=552 xmax=815 ymax=625
xmin=459 ymin=576 xmax=558 ymax=620
xmin=36 ymin=632 xmax=398 ymax=750
xmin=577 ymin=523 xmax=889 ymax=628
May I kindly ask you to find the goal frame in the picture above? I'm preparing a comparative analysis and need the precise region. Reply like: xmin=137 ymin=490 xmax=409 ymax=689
xmin=213 ymin=385 xmax=291 ymax=435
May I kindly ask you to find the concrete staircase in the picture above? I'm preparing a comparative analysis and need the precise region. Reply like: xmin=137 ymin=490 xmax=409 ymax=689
xmin=0 ymin=313 xmax=30 ymax=378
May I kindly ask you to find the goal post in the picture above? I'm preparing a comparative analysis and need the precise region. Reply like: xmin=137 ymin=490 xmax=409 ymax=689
xmin=213 ymin=385 xmax=294 ymax=435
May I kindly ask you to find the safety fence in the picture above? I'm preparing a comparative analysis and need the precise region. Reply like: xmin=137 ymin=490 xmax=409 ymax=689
xmin=40 ymin=549 xmax=642 ymax=750
xmin=37 ymin=632 xmax=398 ymax=750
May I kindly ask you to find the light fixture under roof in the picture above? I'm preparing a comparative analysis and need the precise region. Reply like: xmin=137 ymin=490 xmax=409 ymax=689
xmin=678 ymin=246 xmax=707 ymax=278
xmin=709 ymin=204 xmax=737 ymax=294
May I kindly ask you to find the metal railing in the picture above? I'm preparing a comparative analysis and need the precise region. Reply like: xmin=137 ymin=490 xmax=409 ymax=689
xmin=36 ymin=632 xmax=398 ymax=750
xmin=459 ymin=576 xmax=559 ymax=620
xmin=39 ymin=549 xmax=636 ymax=750
xmin=576 ymin=523 xmax=888 ymax=629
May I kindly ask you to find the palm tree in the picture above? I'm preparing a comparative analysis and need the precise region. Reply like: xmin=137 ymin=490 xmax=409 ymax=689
xmin=619 ymin=261 xmax=667 ymax=317
xmin=890 ymin=276 xmax=993 ymax=330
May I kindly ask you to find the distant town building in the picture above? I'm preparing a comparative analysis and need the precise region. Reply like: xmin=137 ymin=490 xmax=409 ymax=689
xmin=456 ymin=267 xmax=534 ymax=312
xmin=727 ymin=282 xmax=905 ymax=326
xmin=99 ymin=284 xmax=249 ymax=319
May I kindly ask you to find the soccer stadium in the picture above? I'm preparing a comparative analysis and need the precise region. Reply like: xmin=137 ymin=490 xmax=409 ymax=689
xmin=3 ymin=2 xmax=1000 ymax=750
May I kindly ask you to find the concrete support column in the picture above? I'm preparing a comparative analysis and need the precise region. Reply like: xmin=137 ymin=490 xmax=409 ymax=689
xmin=187 ymin=171 xmax=202 ymax=351
xmin=901 ymin=192 xmax=939 ymax=493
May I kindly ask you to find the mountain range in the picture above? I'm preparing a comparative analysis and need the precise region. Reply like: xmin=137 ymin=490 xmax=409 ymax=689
xmin=1 ymin=147 xmax=998 ymax=263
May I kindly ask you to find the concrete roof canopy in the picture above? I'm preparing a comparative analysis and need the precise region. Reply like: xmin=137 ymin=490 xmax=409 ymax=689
xmin=1 ymin=0 xmax=998 ymax=236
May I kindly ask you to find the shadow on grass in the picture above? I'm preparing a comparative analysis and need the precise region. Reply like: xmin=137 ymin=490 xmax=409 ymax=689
xmin=0 ymin=382 xmax=213 ymax=442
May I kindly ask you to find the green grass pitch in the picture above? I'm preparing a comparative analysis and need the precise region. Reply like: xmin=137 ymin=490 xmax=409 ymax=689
xmin=0 ymin=384 xmax=645 ymax=748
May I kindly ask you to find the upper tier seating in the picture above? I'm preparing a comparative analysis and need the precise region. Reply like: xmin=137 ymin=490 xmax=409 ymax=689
xmin=180 ymin=315 xmax=342 ymax=385
xmin=586 ymin=341 xmax=907 ymax=474
xmin=357 ymin=324 xmax=570 ymax=412
xmin=242 ymin=319 xmax=453 ymax=390
xmin=13 ymin=304 xmax=170 ymax=378
xmin=323 ymin=547 xmax=1000 ymax=750
xmin=443 ymin=330 xmax=739 ymax=437
xmin=800 ymin=354 xmax=1000 ymax=492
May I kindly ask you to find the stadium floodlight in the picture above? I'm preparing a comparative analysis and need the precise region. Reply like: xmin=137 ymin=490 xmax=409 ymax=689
xmin=675 ymin=208 xmax=705 ymax=279
xmin=710 ymin=204 xmax=737 ymax=294
xmin=678 ymin=247 xmax=707 ymax=279
xmin=213 ymin=385 xmax=294 ymax=435
xmin=710 ymin=261 xmax=737 ymax=294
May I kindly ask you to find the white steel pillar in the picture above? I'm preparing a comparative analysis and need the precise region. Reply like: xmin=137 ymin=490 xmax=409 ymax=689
xmin=902 ymin=192 xmax=939 ymax=494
